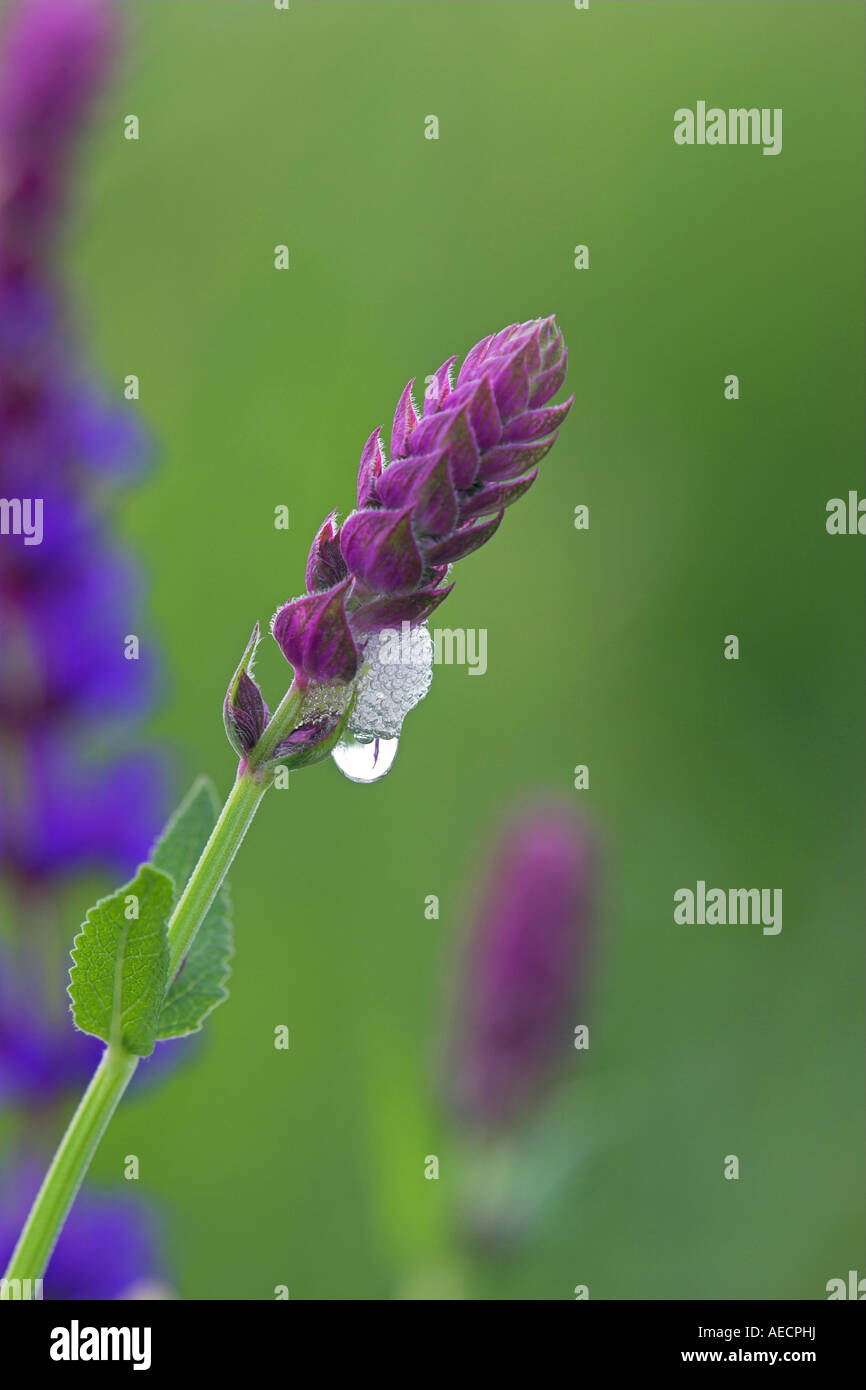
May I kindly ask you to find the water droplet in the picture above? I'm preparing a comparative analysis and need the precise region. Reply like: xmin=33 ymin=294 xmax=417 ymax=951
xmin=331 ymin=735 xmax=399 ymax=784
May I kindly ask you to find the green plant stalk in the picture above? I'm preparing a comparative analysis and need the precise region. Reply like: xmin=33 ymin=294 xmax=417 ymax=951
xmin=1 ymin=1044 xmax=138 ymax=1293
xmin=2 ymin=681 xmax=308 ymax=1288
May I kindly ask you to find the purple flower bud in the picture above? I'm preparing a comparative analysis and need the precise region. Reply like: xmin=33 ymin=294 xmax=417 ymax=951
xmin=390 ymin=379 xmax=418 ymax=460
xmin=426 ymin=510 xmax=503 ymax=565
xmin=356 ymin=426 xmax=384 ymax=507
xmin=223 ymin=622 xmax=269 ymax=758
xmin=446 ymin=803 xmax=596 ymax=1132
xmin=305 ymin=510 xmax=347 ymax=593
xmin=271 ymin=581 xmax=358 ymax=685
xmin=271 ymin=318 xmax=571 ymax=687
xmin=424 ymin=354 xmax=456 ymax=412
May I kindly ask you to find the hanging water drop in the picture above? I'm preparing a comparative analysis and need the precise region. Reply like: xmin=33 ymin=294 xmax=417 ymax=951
xmin=332 ymin=735 xmax=399 ymax=784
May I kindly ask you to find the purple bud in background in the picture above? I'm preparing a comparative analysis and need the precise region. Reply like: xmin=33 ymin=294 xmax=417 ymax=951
xmin=0 ymin=0 xmax=114 ymax=277
xmin=445 ymin=803 xmax=596 ymax=1133
xmin=0 ymin=0 xmax=172 ymax=1301
xmin=0 ymin=0 xmax=166 ymax=884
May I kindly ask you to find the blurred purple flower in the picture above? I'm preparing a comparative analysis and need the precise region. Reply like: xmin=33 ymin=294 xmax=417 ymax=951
xmin=445 ymin=803 xmax=596 ymax=1133
xmin=0 ymin=0 xmax=164 ymax=886
xmin=0 ymin=0 xmax=172 ymax=1296
xmin=0 ymin=943 xmax=199 ymax=1108
xmin=0 ymin=953 xmax=102 ymax=1105
xmin=0 ymin=1163 xmax=162 ymax=1300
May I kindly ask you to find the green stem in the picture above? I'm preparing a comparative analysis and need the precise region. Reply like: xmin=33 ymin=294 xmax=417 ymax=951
xmin=166 ymin=759 xmax=268 ymax=978
xmin=2 ymin=1045 xmax=138 ymax=1291
xmin=2 ymin=680 xmax=309 ymax=1288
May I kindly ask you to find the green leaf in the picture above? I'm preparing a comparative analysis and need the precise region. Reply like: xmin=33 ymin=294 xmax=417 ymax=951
xmin=69 ymin=864 xmax=173 ymax=1056
xmin=151 ymin=775 xmax=234 ymax=1039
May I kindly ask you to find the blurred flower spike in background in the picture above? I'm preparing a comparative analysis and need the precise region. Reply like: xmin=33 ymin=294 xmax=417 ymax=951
xmin=0 ymin=0 xmax=169 ymax=1298
xmin=446 ymin=801 xmax=596 ymax=1133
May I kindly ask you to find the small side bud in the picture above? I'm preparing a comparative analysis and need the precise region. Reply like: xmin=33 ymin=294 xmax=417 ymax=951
xmin=223 ymin=622 xmax=269 ymax=757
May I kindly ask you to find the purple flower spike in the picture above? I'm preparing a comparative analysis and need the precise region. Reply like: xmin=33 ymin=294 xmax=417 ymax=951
xmin=223 ymin=622 xmax=269 ymax=758
xmin=268 ymin=317 xmax=571 ymax=688
xmin=446 ymin=803 xmax=596 ymax=1133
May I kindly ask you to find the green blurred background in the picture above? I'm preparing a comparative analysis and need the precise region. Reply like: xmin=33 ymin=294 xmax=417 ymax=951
xmin=58 ymin=0 xmax=865 ymax=1297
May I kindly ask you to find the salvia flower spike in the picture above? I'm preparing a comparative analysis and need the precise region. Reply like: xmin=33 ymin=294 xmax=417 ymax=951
xmin=446 ymin=803 xmax=596 ymax=1134
xmin=3 ymin=320 xmax=571 ymax=1285
xmin=259 ymin=317 xmax=571 ymax=760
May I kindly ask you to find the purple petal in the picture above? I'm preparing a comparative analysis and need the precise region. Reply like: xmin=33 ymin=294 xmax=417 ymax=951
xmin=462 ymin=375 xmax=502 ymax=452
xmin=479 ymin=436 xmax=557 ymax=482
xmin=340 ymin=507 xmax=424 ymax=594
xmin=502 ymin=396 xmax=574 ymax=444
xmin=305 ymin=510 xmax=347 ymax=593
xmin=424 ymin=355 xmax=456 ymax=413
xmin=350 ymin=584 xmax=453 ymax=635
xmin=528 ymin=347 xmax=568 ymax=409
xmin=390 ymin=379 xmax=418 ymax=460
xmin=272 ymin=583 xmax=358 ymax=684
xmin=429 ymin=405 xmax=481 ymax=491
xmin=457 ymin=332 xmax=494 ymax=386
xmin=377 ymin=451 xmax=458 ymax=538
xmin=356 ymin=426 xmax=384 ymax=507
xmin=426 ymin=510 xmax=504 ymax=565
xmin=459 ymin=470 xmax=538 ymax=521
xmin=488 ymin=347 xmax=531 ymax=421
